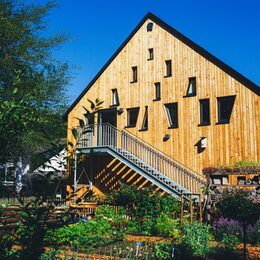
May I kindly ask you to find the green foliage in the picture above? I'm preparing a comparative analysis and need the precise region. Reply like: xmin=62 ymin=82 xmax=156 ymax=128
xmin=95 ymin=205 xmax=127 ymax=229
xmin=154 ymin=242 xmax=172 ymax=259
xmin=216 ymin=190 xmax=259 ymax=225
xmin=155 ymin=212 xmax=179 ymax=238
xmin=216 ymin=190 xmax=260 ymax=257
xmin=47 ymin=219 xmax=125 ymax=249
xmin=40 ymin=249 xmax=63 ymax=260
xmin=0 ymin=233 xmax=18 ymax=260
xmin=175 ymin=222 xmax=212 ymax=259
xmin=15 ymin=196 xmax=69 ymax=260
xmin=0 ymin=0 xmax=70 ymax=165
xmin=221 ymin=234 xmax=240 ymax=248
xmin=234 ymin=161 xmax=260 ymax=167
xmin=0 ymin=203 xmax=17 ymax=259
xmin=68 ymin=98 xmax=104 ymax=152
xmin=103 ymin=184 xmax=180 ymax=236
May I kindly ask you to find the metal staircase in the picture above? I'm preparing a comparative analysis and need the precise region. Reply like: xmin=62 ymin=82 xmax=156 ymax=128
xmin=77 ymin=123 xmax=206 ymax=200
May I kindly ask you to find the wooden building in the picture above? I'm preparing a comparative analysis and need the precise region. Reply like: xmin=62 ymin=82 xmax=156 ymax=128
xmin=64 ymin=13 xmax=260 ymax=199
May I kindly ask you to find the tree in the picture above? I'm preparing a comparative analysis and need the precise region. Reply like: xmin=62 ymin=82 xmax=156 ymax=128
xmin=216 ymin=190 xmax=260 ymax=259
xmin=0 ymin=0 xmax=70 ymax=168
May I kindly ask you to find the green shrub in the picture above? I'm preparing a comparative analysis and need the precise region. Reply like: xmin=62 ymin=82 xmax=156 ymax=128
xmin=221 ymin=234 xmax=240 ymax=248
xmin=47 ymin=219 xmax=125 ymax=249
xmin=155 ymin=212 xmax=179 ymax=238
xmin=140 ymin=217 xmax=155 ymax=235
xmin=40 ymin=249 xmax=63 ymax=260
xmin=103 ymin=185 xmax=180 ymax=237
xmin=175 ymin=222 xmax=212 ymax=259
xmin=154 ymin=242 xmax=172 ymax=259
xmin=126 ymin=220 xmax=139 ymax=234
xmin=0 ymin=234 xmax=18 ymax=260
xmin=95 ymin=205 xmax=127 ymax=228
xmin=0 ymin=203 xmax=18 ymax=259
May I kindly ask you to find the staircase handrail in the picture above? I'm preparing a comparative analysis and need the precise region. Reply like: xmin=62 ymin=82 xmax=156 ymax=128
xmin=80 ymin=123 xmax=206 ymax=186
xmin=121 ymin=126 xmax=206 ymax=184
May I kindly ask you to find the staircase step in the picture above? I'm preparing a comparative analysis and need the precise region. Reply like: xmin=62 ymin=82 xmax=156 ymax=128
xmin=109 ymin=145 xmax=196 ymax=200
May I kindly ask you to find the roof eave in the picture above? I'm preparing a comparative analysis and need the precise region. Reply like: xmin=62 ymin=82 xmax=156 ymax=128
xmin=64 ymin=12 xmax=260 ymax=119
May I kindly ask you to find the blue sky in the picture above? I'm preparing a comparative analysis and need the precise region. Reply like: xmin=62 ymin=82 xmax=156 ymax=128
xmin=33 ymin=0 xmax=260 ymax=104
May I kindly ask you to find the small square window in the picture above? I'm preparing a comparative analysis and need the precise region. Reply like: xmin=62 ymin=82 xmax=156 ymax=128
xmin=148 ymin=48 xmax=154 ymax=60
xmin=131 ymin=66 xmax=138 ymax=83
xmin=165 ymin=103 xmax=178 ymax=128
xmin=154 ymin=82 xmax=161 ymax=101
xmin=186 ymin=77 xmax=196 ymax=96
xmin=217 ymin=95 xmax=236 ymax=124
xmin=199 ymin=99 xmax=210 ymax=125
xmin=127 ymin=108 xmax=139 ymax=127
xmin=165 ymin=60 xmax=172 ymax=77
xmin=237 ymin=176 xmax=246 ymax=185
xmin=111 ymin=89 xmax=119 ymax=106
xmin=211 ymin=175 xmax=228 ymax=185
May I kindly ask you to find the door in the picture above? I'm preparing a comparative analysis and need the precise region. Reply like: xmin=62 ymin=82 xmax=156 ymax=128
xmin=98 ymin=108 xmax=117 ymax=146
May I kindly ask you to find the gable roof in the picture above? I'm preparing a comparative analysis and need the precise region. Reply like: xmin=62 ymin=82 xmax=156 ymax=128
xmin=64 ymin=12 xmax=260 ymax=118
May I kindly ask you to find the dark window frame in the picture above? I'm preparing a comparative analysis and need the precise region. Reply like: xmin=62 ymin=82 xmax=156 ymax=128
xmin=184 ymin=77 xmax=196 ymax=97
xmin=199 ymin=99 xmax=210 ymax=126
xmin=165 ymin=60 xmax=172 ymax=77
xmin=147 ymin=22 xmax=153 ymax=32
xmin=126 ymin=107 xmax=140 ymax=128
xmin=165 ymin=102 xmax=178 ymax=129
xmin=110 ymin=88 xmax=120 ymax=107
xmin=140 ymin=106 xmax=148 ymax=131
xmin=217 ymin=95 xmax=236 ymax=124
xmin=131 ymin=66 xmax=138 ymax=83
xmin=153 ymin=82 xmax=161 ymax=101
xmin=164 ymin=60 xmax=172 ymax=78
xmin=148 ymin=48 xmax=154 ymax=60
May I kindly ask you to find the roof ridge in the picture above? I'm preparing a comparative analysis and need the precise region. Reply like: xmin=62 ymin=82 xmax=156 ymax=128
xmin=64 ymin=12 xmax=259 ymax=118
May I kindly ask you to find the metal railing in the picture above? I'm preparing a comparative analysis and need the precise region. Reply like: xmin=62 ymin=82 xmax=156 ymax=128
xmin=78 ymin=123 xmax=206 ymax=194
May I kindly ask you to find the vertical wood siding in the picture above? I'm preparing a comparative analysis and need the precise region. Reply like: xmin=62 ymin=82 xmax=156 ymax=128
xmin=67 ymin=18 xmax=260 ymax=177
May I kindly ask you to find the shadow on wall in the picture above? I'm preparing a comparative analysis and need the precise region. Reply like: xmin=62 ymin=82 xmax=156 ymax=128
xmin=76 ymin=154 xmax=164 ymax=195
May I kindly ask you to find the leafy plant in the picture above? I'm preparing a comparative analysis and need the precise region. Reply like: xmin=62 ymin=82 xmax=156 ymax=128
xmin=155 ymin=212 xmax=179 ymax=238
xmin=246 ymin=222 xmax=259 ymax=245
xmin=0 ymin=203 xmax=18 ymax=259
xmin=0 ymin=233 xmax=17 ymax=260
xmin=95 ymin=205 xmax=127 ymax=230
xmin=0 ymin=0 xmax=70 ymax=166
xmin=40 ymin=249 xmax=63 ymax=260
xmin=175 ymin=222 xmax=212 ymax=259
xmin=154 ymin=242 xmax=172 ymax=259
xmin=16 ymin=195 xmax=68 ymax=260
xmin=103 ymin=184 xmax=179 ymax=236
xmin=216 ymin=190 xmax=260 ymax=258
xmin=213 ymin=217 xmax=241 ymax=246
xmin=48 ymin=219 xmax=125 ymax=249
xmin=202 ymin=161 xmax=260 ymax=175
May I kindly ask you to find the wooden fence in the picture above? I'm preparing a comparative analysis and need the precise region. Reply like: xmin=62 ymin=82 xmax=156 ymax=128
xmin=45 ymin=241 xmax=167 ymax=260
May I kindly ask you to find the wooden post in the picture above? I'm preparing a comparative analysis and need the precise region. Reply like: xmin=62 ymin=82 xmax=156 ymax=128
xmin=74 ymin=151 xmax=78 ymax=203
xmin=180 ymin=192 xmax=184 ymax=237
xmin=199 ymin=194 xmax=203 ymax=224
xmin=189 ymin=195 xmax=193 ymax=223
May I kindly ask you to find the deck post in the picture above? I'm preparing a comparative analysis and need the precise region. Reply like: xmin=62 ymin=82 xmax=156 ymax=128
xmin=189 ymin=195 xmax=193 ymax=223
xmin=74 ymin=151 xmax=78 ymax=202
xmin=180 ymin=192 xmax=184 ymax=237
xmin=199 ymin=194 xmax=203 ymax=224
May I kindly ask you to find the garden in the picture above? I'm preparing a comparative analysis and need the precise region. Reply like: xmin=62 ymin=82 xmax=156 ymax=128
xmin=0 ymin=184 xmax=259 ymax=259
